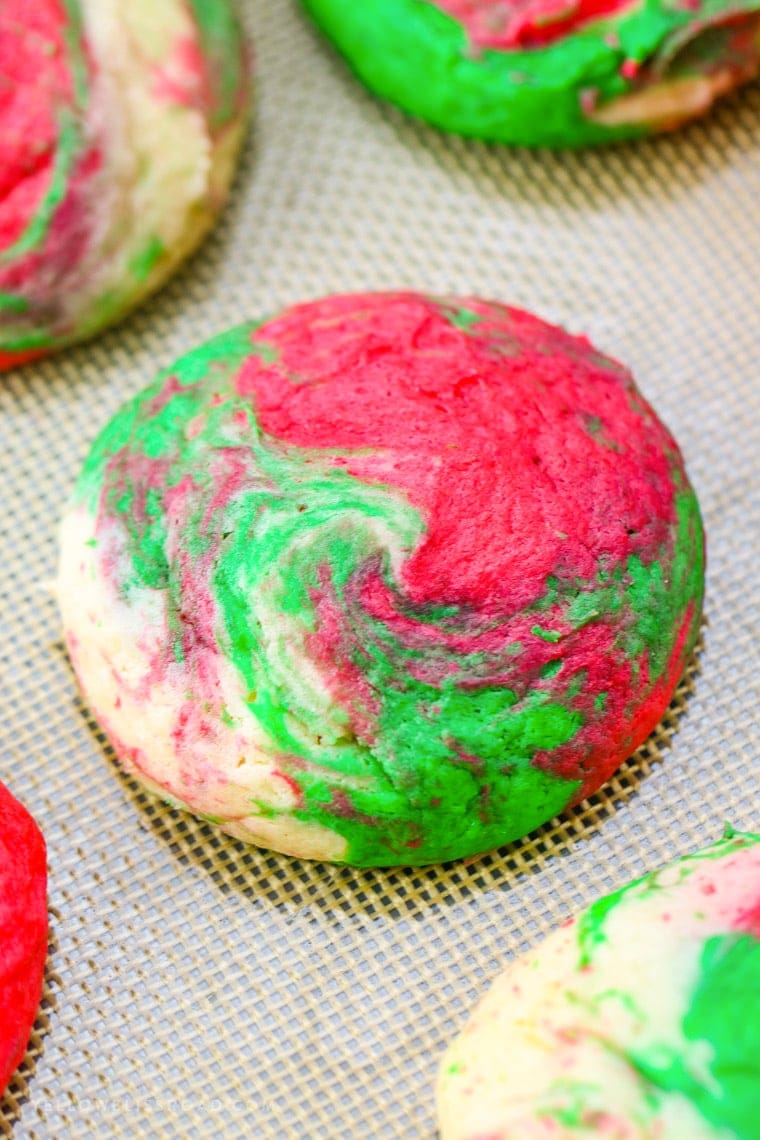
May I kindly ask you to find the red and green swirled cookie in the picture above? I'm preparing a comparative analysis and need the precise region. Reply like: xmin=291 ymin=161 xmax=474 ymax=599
xmin=300 ymin=0 xmax=760 ymax=146
xmin=0 ymin=0 xmax=249 ymax=370
xmin=438 ymin=829 xmax=760 ymax=1138
xmin=58 ymin=292 xmax=704 ymax=866
xmin=0 ymin=781 xmax=47 ymax=1096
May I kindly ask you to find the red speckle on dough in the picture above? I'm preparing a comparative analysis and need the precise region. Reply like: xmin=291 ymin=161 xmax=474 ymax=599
xmin=0 ymin=781 xmax=47 ymax=1096
xmin=326 ymin=789 xmax=380 ymax=827
xmin=151 ymin=35 xmax=210 ymax=113
xmin=448 ymin=745 xmax=487 ymax=775
xmin=559 ymin=1026 xmax=581 ymax=1043
xmin=271 ymin=770 xmax=303 ymax=803
xmin=579 ymin=88 xmax=598 ymax=115
xmin=431 ymin=0 xmax=631 ymax=51
xmin=186 ymin=414 xmax=206 ymax=440
xmin=734 ymin=901 xmax=760 ymax=938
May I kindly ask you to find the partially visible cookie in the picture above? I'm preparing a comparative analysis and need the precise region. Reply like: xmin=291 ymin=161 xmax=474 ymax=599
xmin=58 ymin=292 xmax=704 ymax=866
xmin=0 ymin=0 xmax=250 ymax=369
xmin=0 ymin=782 xmax=48 ymax=1096
xmin=438 ymin=829 xmax=760 ymax=1139
xmin=300 ymin=0 xmax=760 ymax=147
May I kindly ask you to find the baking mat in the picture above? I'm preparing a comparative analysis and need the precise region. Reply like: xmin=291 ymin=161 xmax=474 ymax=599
xmin=1 ymin=0 xmax=758 ymax=1136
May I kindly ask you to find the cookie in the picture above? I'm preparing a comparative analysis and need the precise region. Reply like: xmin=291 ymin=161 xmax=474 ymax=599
xmin=300 ymin=0 xmax=760 ymax=147
xmin=0 ymin=782 xmax=48 ymax=1096
xmin=438 ymin=828 xmax=760 ymax=1139
xmin=0 ymin=0 xmax=249 ymax=370
xmin=58 ymin=292 xmax=704 ymax=866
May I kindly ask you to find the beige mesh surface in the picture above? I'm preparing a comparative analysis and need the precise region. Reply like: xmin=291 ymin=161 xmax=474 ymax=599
xmin=1 ymin=0 xmax=759 ymax=1135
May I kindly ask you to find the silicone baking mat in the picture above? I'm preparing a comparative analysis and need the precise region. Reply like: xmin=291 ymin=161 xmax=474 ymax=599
xmin=1 ymin=1 xmax=758 ymax=1136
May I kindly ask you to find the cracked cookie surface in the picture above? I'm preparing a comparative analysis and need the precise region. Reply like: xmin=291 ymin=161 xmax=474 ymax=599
xmin=58 ymin=292 xmax=704 ymax=865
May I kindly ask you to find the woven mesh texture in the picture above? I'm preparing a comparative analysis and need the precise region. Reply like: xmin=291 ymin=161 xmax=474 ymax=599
xmin=1 ymin=0 xmax=758 ymax=1135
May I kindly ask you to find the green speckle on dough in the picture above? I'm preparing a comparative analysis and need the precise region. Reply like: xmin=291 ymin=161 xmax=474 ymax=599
xmin=0 ymin=325 xmax=47 ymax=356
xmin=540 ymin=1083 xmax=604 ymax=1129
xmin=198 ymin=812 xmax=225 ymax=824
xmin=563 ymin=671 xmax=586 ymax=701
xmin=531 ymin=625 xmax=562 ymax=643
xmin=592 ymin=987 xmax=641 ymax=1019
xmin=532 ymin=577 xmax=562 ymax=612
xmin=581 ymin=412 xmax=623 ymax=452
xmin=249 ymin=339 xmax=280 ymax=364
xmin=249 ymin=801 xmax=279 ymax=820
xmin=0 ymin=292 xmax=29 ymax=314
xmin=129 ymin=236 xmax=165 ymax=282
xmin=446 ymin=307 xmax=483 ymax=331
xmin=568 ymin=591 xmax=607 ymax=626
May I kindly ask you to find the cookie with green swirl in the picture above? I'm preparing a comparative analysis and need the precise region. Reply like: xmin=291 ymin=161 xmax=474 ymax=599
xmin=300 ymin=0 xmax=760 ymax=146
xmin=57 ymin=292 xmax=704 ymax=866
xmin=438 ymin=829 xmax=760 ymax=1139
xmin=0 ymin=0 xmax=249 ymax=370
